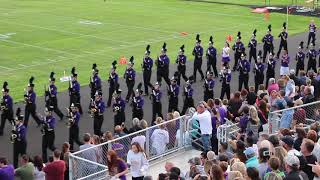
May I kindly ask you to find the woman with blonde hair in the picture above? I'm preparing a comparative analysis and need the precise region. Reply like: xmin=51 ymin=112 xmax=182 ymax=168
xmin=274 ymin=146 xmax=287 ymax=171
xmin=231 ymin=162 xmax=247 ymax=178
xmin=247 ymin=107 xmax=260 ymax=140
xmin=227 ymin=171 xmax=244 ymax=180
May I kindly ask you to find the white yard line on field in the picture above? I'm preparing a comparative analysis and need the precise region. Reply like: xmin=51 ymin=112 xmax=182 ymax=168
xmin=0 ymin=65 xmax=14 ymax=70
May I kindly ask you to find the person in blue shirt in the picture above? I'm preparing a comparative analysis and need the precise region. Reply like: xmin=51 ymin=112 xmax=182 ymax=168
xmin=24 ymin=76 xmax=42 ymax=127
xmin=307 ymin=20 xmax=316 ymax=49
xmin=206 ymin=36 xmax=218 ymax=77
xmin=113 ymin=88 xmax=126 ymax=127
xmin=276 ymin=22 xmax=288 ymax=59
xmin=0 ymin=81 xmax=13 ymax=136
xmin=254 ymin=51 xmax=265 ymax=92
xmin=232 ymin=31 xmax=245 ymax=71
xmin=40 ymin=106 xmax=56 ymax=163
xmin=142 ymin=45 xmax=153 ymax=96
xmin=193 ymin=34 xmax=205 ymax=82
xmin=151 ymin=82 xmax=163 ymax=125
xmin=107 ymin=61 xmax=118 ymax=107
xmin=68 ymin=103 xmax=83 ymax=151
xmin=12 ymin=108 xmax=27 ymax=168
xmin=156 ymin=43 xmax=171 ymax=86
xmin=168 ymin=76 xmax=180 ymax=113
xmin=92 ymin=91 xmax=105 ymax=136
xmin=69 ymin=67 xmax=83 ymax=114
xmin=176 ymin=45 xmax=188 ymax=86
xmin=295 ymin=41 xmax=306 ymax=76
xmin=132 ymin=83 xmax=144 ymax=120
xmin=181 ymin=76 xmax=194 ymax=115
xmin=124 ymin=56 xmax=136 ymax=103
xmin=307 ymin=43 xmax=317 ymax=72
xmin=248 ymin=29 xmax=257 ymax=63
xmin=237 ymin=53 xmax=251 ymax=91
xmin=262 ymin=25 xmax=274 ymax=63
xmin=45 ymin=72 xmax=64 ymax=121
xmin=204 ymin=71 xmax=215 ymax=102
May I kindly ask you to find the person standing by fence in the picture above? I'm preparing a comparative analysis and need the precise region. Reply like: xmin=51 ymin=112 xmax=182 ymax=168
xmin=107 ymin=150 xmax=128 ymax=180
xmin=127 ymin=142 xmax=149 ymax=180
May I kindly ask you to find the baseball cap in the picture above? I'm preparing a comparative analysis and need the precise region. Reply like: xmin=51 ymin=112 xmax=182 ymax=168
xmin=281 ymin=136 xmax=294 ymax=146
xmin=244 ymin=147 xmax=256 ymax=156
xmin=285 ymin=154 xmax=300 ymax=167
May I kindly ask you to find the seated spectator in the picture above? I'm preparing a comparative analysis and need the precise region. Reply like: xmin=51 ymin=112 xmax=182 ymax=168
xmin=244 ymin=147 xmax=259 ymax=168
xmin=283 ymin=154 xmax=308 ymax=180
xmin=151 ymin=120 xmax=169 ymax=155
xmin=43 ymin=150 xmax=66 ymax=180
xmin=0 ymin=157 xmax=14 ymax=180
xmin=300 ymin=138 xmax=317 ymax=180
xmin=15 ymin=155 xmax=34 ymax=180
xmin=33 ymin=155 xmax=45 ymax=180
xmin=264 ymin=156 xmax=285 ymax=179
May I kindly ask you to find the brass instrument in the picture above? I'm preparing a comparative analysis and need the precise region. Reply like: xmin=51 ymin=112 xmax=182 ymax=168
xmin=0 ymin=97 xmax=6 ymax=111
xmin=24 ymin=88 xmax=29 ymax=104
xmin=10 ymin=121 xmax=17 ymax=143
xmin=90 ymin=98 xmax=97 ymax=118
xmin=66 ymin=107 xmax=74 ymax=128
xmin=40 ymin=116 xmax=49 ymax=136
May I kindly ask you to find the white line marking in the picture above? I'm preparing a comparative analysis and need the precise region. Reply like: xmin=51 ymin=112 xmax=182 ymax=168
xmin=18 ymin=64 xmax=27 ymax=67
xmin=0 ymin=65 xmax=13 ymax=70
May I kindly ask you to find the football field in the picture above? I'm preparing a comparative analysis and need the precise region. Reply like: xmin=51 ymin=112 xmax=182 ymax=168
xmin=0 ymin=0 xmax=313 ymax=101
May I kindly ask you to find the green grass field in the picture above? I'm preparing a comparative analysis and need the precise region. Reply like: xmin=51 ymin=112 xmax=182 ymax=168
xmin=0 ymin=0 xmax=313 ymax=101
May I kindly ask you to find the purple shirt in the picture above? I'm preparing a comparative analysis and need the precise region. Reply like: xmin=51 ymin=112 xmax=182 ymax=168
xmin=0 ymin=165 xmax=14 ymax=180
xmin=26 ymin=91 xmax=36 ymax=104
xmin=218 ymin=107 xmax=227 ymax=124
xmin=49 ymin=84 xmax=57 ymax=96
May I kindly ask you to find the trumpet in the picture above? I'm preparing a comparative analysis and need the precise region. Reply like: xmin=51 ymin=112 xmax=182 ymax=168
xmin=10 ymin=121 xmax=17 ymax=143
xmin=40 ymin=116 xmax=49 ymax=136
xmin=0 ymin=99 xmax=6 ymax=111
xmin=66 ymin=107 xmax=74 ymax=128
xmin=90 ymin=99 xmax=97 ymax=118
xmin=24 ymin=88 xmax=29 ymax=103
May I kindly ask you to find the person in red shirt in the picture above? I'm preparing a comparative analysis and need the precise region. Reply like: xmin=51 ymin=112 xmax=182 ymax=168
xmin=43 ymin=149 xmax=66 ymax=180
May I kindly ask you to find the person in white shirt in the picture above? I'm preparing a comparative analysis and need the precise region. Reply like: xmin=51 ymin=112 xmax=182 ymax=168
xmin=222 ymin=42 xmax=231 ymax=67
xmin=151 ymin=120 xmax=169 ymax=155
xmin=127 ymin=142 xmax=149 ymax=180
xmin=192 ymin=102 xmax=213 ymax=151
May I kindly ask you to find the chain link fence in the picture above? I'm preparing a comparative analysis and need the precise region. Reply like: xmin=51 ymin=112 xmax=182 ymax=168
xmin=69 ymin=110 xmax=197 ymax=180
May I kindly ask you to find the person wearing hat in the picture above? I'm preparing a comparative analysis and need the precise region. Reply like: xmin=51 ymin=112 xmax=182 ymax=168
xmin=176 ymin=45 xmax=188 ymax=85
xmin=132 ymin=83 xmax=144 ymax=120
xmin=0 ymin=81 xmax=13 ymax=136
xmin=89 ymin=63 xmax=102 ymax=112
xmin=156 ymin=42 xmax=171 ymax=86
xmin=232 ymin=31 xmax=245 ymax=71
xmin=68 ymin=103 xmax=83 ymax=151
xmin=254 ymin=50 xmax=265 ymax=93
xmin=12 ymin=108 xmax=27 ymax=168
xmin=151 ymin=82 xmax=163 ymax=125
xmin=181 ymin=76 xmax=194 ymax=115
xmin=307 ymin=19 xmax=317 ymax=49
xmin=192 ymin=34 xmax=205 ymax=82
xmin=69 ymin=67 xmax=83 ymax=114
xmin=281 ymin=136 xmax=301 ymax=157
xmin=237 ymin=53 xmax=250 ymax=91
xmin=45 ymin=72 xmax=64 ymax=121
xmin=265 ymin=53 xmax=276 ymax=88
xmin=219 ymin=64 xmax=231 ymax=100
xmin=276 ymin=22 xmax=288 ymax=59
xmin=262 ymin=25 xmax=274 ymax=63
xmin=203 ymin=71 xmax=215 ymax=102
xmin=124 ymin=56 xmax=136 ymax=103
xmin=280 ymin=50 xmax=290 ymax=76
xmin=306 ymin=43 xmax=317 ymax=72
xmin=107 ymin=61 xmax=118 ymax=107
xmin=283 ymin=154 xmax=308 ymax=180
xmin=244 ymin=147 xmax=259 ymax=168
xmin=112 ymin=88 xmax=126 ymax=127
xmin=24 ymin=76 xmax=42 ymax=127
xmin=142 ymin=45 xmax=153 ymax=96
xmin=168 ymin=75 xmax=180 ymax=113
xmin=92 ymin=91 xmax=105 ymax=136
xmin=40 ymin=106 xmax=57 ymax=163
xmin=248 ymin=29 xmax=258 ymax=63
xmin=295 ymin=42 xmax=306 ymax=76
xmin=206 ymin=36 xmax=218 ymax=77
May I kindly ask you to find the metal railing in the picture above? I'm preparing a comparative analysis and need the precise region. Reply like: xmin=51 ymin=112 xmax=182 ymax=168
xmin=69 ymin=110 xmax=198 ymax=180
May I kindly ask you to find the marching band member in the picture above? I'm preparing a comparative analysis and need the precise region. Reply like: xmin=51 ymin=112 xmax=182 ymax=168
xmin=307 ymin=20 xmax=317 ymax=49
xmin=220 ymin=64 xmax=232 ymax=100
xmin=45 ymin=72 xmax=64 ymax=121
xmin=254 ymin=51 xmax=265 ymax=92
xmin=124 ymin=56 xmax=136 ymax=103
xmin=67 ymin=103 xmax=83 ymax=151
xmin=0 ymin=81 xmax=13 ymax=136
xmin=222 ymin=42 xmax=231 ymax=67
xmin=132 ymin=83 xmax=144 ymax=120
xmin=248 ymin=29 xmax=257 ymax=63
xmin=237 ymin=53 xmax=250 ymax=91
xmin=307 ymin=43 xmax=317 ymax=72
xmin=203 ymin=71 xmax=215 ymax=102
xmin=151 ymin=82 xmax=162 ymax=125
xmin=193 ymin=34 xmax=205 ymax=82
xmin=206 ymin=36 xmax=218 ymax=77
xmin=168 ymin=75 xmax=180 ymax=113
xmin=107 ymin=61 xmax=118 ymax=107
xmin=265 ymin=52 xmax=276 ymax=88
xmin=295 ymin=41 xmax=306 ymax=76
xmin=181 ymin=76 xmax=194 ymax=115
xmin=156 ymin=43 xmax=170 ymax=86
xmin=176 ymin=45 xmax=188 ymax=85
xmin=113 ymin=88 xmax=126 ymax=127
xmin=89 ymin=64 xmax=101 ymax=110
xmin=142 ymin=45 xmax=153 ymax=96
xmin=12 ymin=108 xmax=26 ymax=168
xmin=280 ymin=50 xmax=290 ymax=76
xmin=232 ymin=31 xmax=245 ymax=71
xmin=91 ymin=91 xmax=105 ymax=136
xmin=24 ymin=76 xmax=42 ymax=127
xmin=276 ymin=22 xmax=288 ymax=59
xmin=262 ymin=25 xmax=274 ymax=63
xmin=69 ymin=67 xmax=83 ymax=114
xmin=40 ymin=106 xmax=56 ymax=163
